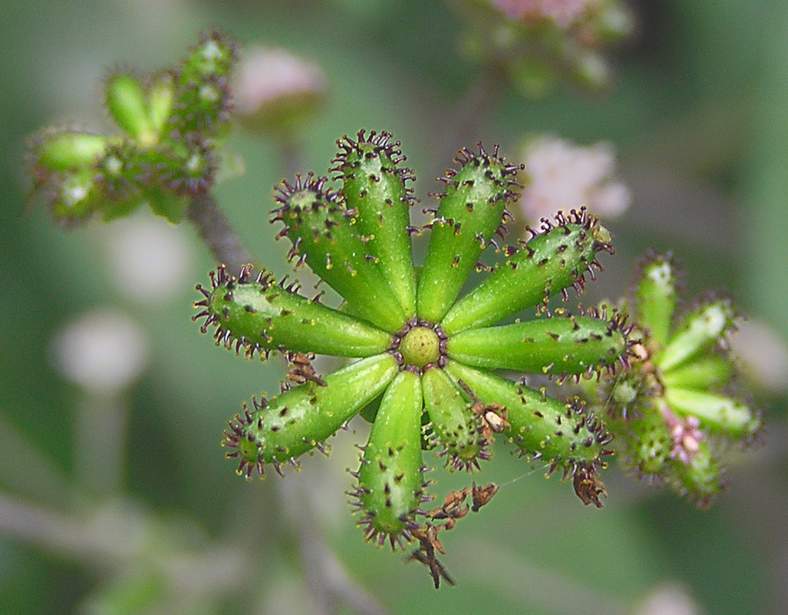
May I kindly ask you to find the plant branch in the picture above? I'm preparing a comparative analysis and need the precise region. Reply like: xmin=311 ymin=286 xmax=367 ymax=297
xmin=187 ymin=192 xmax=253 ymax=270
xmin=278 ymin=479 xmax=388 ymax=615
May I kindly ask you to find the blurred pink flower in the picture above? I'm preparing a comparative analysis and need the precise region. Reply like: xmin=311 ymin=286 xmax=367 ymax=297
xmin=233 ymin=46 xmax=327 ymax=133
xmin=492 ymin=0 xmax=595 ymax=28
xmin=660 ymin=404 xmax=703 ymax=465
xmin=518 ymin=135 xmax=630 ymax=223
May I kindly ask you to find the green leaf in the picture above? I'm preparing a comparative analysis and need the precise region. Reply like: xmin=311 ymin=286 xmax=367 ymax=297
xmin=225 ymin=353 xmax=398 ymax=475
xmin=635 ymin=252 xmax=678 ymax=348
xmin=146 ymin=189 xmax=188 ymax=223
xmin=421 ymin=367 xmax=485 ymax=470
xmin=195 ymin=265 xmax=393 ymax=358
xmin=441 ymin=209 xmax=611 ymax=334
xmin=334 ymin=130 xmax=417 ymax=316
xmin=446 ymin=312 xmax=630 ymax=377
xmin=445 ymin=361 xmax=609 ymax=466
xmin=355 ymin=370 xmax=423 ymax=543
xmin=417 ymin=145 xmax=520 ymax=322
xmin=272 ymin=175 xmax=407 ymax=332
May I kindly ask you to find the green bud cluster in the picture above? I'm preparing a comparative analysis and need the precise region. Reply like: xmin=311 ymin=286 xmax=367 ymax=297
xmin=599 ymin=252 xmax=761 ymax=507
xmin=29 ymin=31 xmax=236 ymax=224
xmin=194 ymin=131 xmax=635 ymax=577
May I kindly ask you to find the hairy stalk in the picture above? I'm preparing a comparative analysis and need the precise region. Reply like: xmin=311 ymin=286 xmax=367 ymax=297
xmin=187 ymin=192 xmax=253 ymax=269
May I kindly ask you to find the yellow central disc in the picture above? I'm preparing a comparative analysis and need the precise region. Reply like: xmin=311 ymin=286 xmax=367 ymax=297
xmin=400 ymin=327 xmax=440 ymax=368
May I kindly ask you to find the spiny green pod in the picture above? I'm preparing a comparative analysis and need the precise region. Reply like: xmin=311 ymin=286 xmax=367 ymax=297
xmin=446 ymin=309 xmax=632 ymax=378
xmin=445 ymin=361 xmax=612 ymax=470
xmin=634 ymin=252 xmax=678 ymax=348
xmin=670 ymin=439 xmax=722 ymax=508
xmin=333 ymin=130 xmax=418 ymax=316
xmin=661 ymin=355 xmax=733 ymax=390
xmin=272 ymin=174 xmax=407 ymax=332
xmin=617 ymin=402 xmax=672 ymax=475
xmin=417 ymin=144 xmax=521 ymax=322
xmin=441 ymin=208 xmax=613 ymax=335
xmin=105 ymin=72 xmax=156 ymax=145
xmin=32 ymin=130 xmax=108 ymax=173
xmin=351 ymin=371 xmax=424 ymax=548
xmin=658 ymin=297 xmax=736 ymax=372
xmin=224 ymin=353 xmax=398 ymax=477
xmin=194 ymin=264 xmax=392 ymax=358
xmin=421 ymin=367 xmax=487 ymax=471
xmin=664 ymin=388 xmax=759 ymax=438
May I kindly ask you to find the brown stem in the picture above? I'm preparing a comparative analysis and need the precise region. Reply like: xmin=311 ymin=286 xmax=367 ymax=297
xmin=187 ymin=192 xmax=253 ymax=270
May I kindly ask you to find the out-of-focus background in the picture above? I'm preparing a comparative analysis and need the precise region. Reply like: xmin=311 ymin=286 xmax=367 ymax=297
xmin=1 ymin=1 xmax=787 ymax=614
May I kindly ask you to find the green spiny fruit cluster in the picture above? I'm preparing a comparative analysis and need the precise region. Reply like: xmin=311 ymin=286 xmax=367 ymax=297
xmin=590 ymin=252 xmax=761 ymax=507
xmin=29 ymin=31 xmax=235 ymax=224
xmin=193 ymin=130 xmax=637 ymax=584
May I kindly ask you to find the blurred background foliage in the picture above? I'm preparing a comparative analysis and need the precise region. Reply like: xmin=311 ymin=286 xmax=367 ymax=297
xmin=1 ymin=1 xmax=786 ymax=614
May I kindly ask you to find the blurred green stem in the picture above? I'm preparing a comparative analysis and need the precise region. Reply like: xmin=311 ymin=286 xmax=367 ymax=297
xmin=0 ymin=414 xmax=75 ymax=506
xmin=278 ymin=479 xmax=388 ymax=615
xmin=75 ymin=394 xmax=128 ymax=496
xmin=743 ymin=1 xmax=788 ymax=339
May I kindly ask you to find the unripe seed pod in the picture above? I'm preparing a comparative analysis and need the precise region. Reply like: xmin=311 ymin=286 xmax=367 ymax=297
xmin=355 ymin=371 xmax=423 ymax=547
xmin=665 ymin=388 xmax=759 ymax=437
xmin=445 ymin=361 xmax=609 ymax=467
xmin=272 ymin=174 xmax=407 ymax=332
xmin=334 ymin=130 xmax=417 ymax=316
xmin=50 ymin=168 xmax=103 ymax=223
xmin=659 ymin=298 xmax=735 ymax=372
xmin=417 ymin=144 xmax=521 ymax=322
xmin=105 ymin=73 xmax=155 ymax=145
xmin=670 ymin=439 xmax=721 ymax=508
xmin=422 ymin=367 xmax=485 ymax=470
xmin=147 ymin=73 xmax=175 ymax=136
xmin=661 ymin=355 xmax=733 ymax=390
xmin=447 ymin=312 xmax=630 ymax=377
xmin=224 ymin=353 xmax=398 ymax=477
xmin=441 ymin=208 xmax=611 ymax=334
xmin=635 ymin=252 xmax=678 ymax=348
xmin=33 ymin=131 xmax=107 ymax=172
xmin=195 ymin=264 xmax=392 ymax=358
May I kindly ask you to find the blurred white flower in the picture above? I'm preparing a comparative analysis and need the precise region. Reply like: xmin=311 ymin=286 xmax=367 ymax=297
xmin=518 ymin=135 xmax=630 ymax=223
xmin=492 ymin=0 xmax=595 ymax=28
xmin=730 ymin=320 xmax=788 ymax=395
xmin=102 ymin=212 xmax=192 ymax=304
xmin=636 ymin=583 xmax=702 ymax=615
xmin=232 ymin=46 xmax=327 ymax=134
xmin=52 ymin=309 xmax=148 ymax=395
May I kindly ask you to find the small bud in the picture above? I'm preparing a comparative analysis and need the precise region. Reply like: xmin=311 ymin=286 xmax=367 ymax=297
xmin=147 ymin=73 xmax=175 ymax=136
xmin=50 ymin=169 xmax=102 ymax=223
xmin=105 ymin=72 xmax=155 ymax=145
xmin=33 ymin=130 xmax=107 ymax=173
